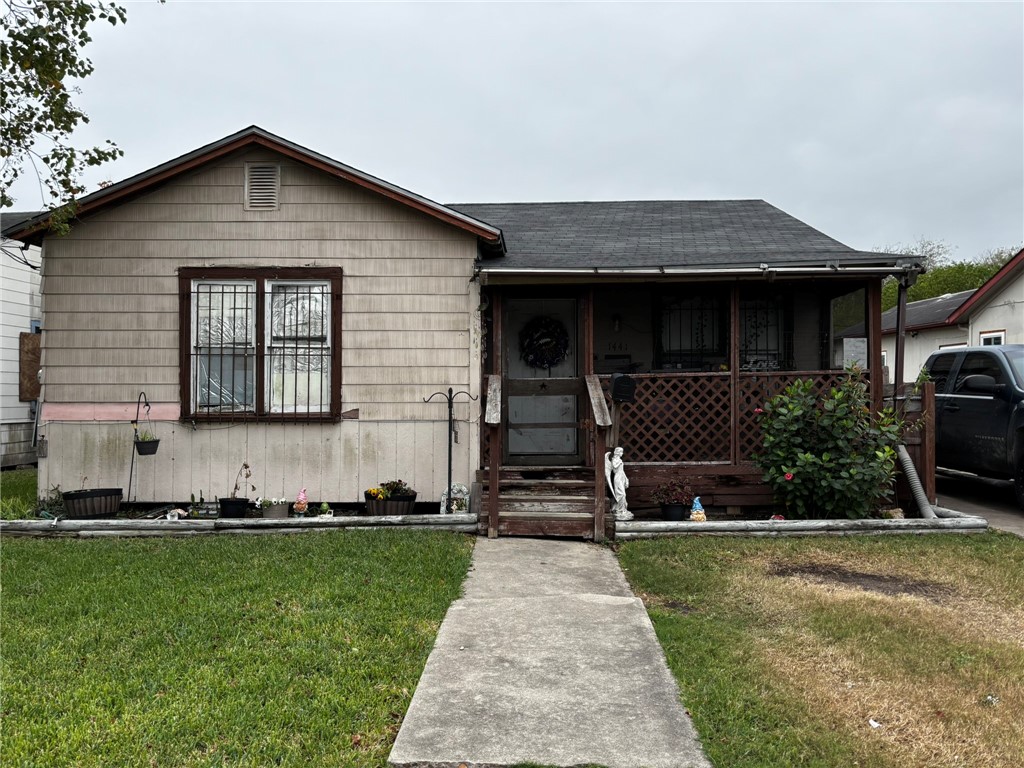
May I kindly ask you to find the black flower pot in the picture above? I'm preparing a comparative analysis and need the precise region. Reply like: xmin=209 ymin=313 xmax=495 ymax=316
xmin=63 ymin=488 xmax=123 ymax=519
xmin=661 ymin=503 xmax=687 ymax=521
xmin=218 ymin=497 xmax=250 ymax=518
xmin=134 ymin=439 xmax=160 ymax=456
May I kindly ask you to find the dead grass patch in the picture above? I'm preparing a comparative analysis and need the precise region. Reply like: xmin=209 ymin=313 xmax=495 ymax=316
xmin=739 ymin=553 xmax=1024 ymax=767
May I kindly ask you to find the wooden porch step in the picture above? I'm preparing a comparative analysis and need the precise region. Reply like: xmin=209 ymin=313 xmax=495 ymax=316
xmin=496 ymin=516 xmax=594 ymax=538
xmin=498 ymin=498 xmax=594 ymax=515
xmin=494 ymin=483 xmax=596 ymax=498
xmin=478 ymin=466 xmax=592 ymax=482
xmin=498 ymin=511 xmax=592 ymax=519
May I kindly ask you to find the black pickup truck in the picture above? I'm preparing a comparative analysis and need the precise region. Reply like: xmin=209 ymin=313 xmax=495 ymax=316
xmin=924 ymin=345 xmax=1024 ymax=508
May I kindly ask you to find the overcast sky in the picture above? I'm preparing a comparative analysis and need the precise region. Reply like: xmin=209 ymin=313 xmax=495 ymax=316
xmin=9 ymin=0 xmax=1023 ymax=259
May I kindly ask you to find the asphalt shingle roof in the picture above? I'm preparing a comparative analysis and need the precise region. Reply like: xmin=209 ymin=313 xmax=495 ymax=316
xmin=879 ymin=289 xmax=973 ymax=333
xmin=451 ymin=200 xmax=902 ymax=270
xmin=1 ymin=211 xmax=45 ymax=235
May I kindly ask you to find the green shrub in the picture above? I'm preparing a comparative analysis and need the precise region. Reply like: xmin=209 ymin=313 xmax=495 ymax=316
xmin=753 ymin=370 xmax=903 ymax=519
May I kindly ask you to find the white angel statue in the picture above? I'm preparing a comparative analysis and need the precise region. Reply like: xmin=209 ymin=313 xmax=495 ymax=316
xmin=604 ymin=446 xmax=633 ymax=521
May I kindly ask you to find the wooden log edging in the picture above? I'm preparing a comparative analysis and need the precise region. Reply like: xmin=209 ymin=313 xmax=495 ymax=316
xmin=0 ymin=513 xmax=478 ymax=539
xmin=615 ymin=513 xmax=989 ymax=540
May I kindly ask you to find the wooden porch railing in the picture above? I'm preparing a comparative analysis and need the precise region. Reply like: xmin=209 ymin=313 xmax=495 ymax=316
xmin=896 ymin=381 xmax=936 ymax=504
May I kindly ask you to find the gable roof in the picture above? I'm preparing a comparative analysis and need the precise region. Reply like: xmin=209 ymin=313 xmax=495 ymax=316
xmin=947 ymin=247 xmax=1024 ymax=324
xmin=451 ymin=200 xmax=908 ymax=275
xmin=877 ymin=289 xmax=973 ymax=335
xmin=1 ymin=127 xmax=920 ymax=279
xmin=2 ymin=126 xmax=504 ymax=250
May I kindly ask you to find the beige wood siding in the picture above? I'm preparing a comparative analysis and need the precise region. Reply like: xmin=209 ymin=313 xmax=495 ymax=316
xmin=38 ymin=147 xmax=484 ymax=501
xmin=38 ymin=419 xmax=473 ymax=506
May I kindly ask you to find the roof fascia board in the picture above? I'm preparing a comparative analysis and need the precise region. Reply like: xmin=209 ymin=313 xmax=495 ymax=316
xmin=480 ymin=265 xmax=906 ymax=277
xmin=946 ymin=248 xmax=1024 ymax=324
xmin=881 ymin=319 xmax=965 ymax=335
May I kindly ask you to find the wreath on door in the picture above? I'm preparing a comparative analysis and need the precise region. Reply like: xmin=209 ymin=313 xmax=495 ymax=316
xmin=519 ymin=315 xmax=570 ymax=370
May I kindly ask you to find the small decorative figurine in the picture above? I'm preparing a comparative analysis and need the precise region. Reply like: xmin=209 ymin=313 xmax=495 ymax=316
xmin=689 ymin=496 xmax=706 ymax=522
xmin=294 ymin=487 xmax=308 ymax=516
xmin=604 ymin=446 xmax=633 ymax=521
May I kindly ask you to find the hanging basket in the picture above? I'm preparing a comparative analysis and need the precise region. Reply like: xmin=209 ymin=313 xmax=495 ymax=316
xmin=134 ymin=438 xmax=160 ymax=456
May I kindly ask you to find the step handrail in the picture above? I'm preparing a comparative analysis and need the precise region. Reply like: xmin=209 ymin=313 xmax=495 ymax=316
xmin=484 ymin=375 xmax=502 ymax=426
xmin=485 ymin=375 xmax=501 ymax=537
xmin=584 ymin=375 xmax=610 ymax=541
xmin=584 ymin=375 xmax=612 ymax=428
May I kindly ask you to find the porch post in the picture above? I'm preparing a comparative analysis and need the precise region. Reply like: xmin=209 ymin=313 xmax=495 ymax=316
xmin=729 ymin=283 xmax=741 ymax=464
xmin=488 ymin=293 xmax=503 ymax=538
xmin=583 ymin=287 xmax=595 ymax=376
xmin=866 ymin=279 xmax=884 ymax=413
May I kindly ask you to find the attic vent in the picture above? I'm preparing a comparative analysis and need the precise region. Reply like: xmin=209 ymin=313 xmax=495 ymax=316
xmin=245 ymin=163 xmax=280 ymax=210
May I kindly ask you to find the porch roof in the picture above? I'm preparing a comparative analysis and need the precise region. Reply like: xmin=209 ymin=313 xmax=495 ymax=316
xmin=452 ymin=200 xmax=910 ymax=275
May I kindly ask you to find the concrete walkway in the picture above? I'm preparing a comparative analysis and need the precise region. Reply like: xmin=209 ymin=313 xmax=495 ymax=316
xmin=389 ymin=538 xmax=712 ymax=768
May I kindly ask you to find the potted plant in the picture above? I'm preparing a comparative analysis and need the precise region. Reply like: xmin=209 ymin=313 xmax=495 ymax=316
xmin=62 ymin=487 xmax=123 ymax=519
xmin=134 ymin=429 xmax=160 ymax=456
xmin=364 ymin=479 xmax=417 ymax=515
xmin=218 ymin=462 xmax=254 ymax=518
xmin=651 ymin=479 xmax=694 ymax=521
xmin=256 ymin=496 xmax=289 ymax=519
xmin=364 ymin=486 xmax=388 ymax=516
xmin=189 ymin=490 xmax=211 ymax=518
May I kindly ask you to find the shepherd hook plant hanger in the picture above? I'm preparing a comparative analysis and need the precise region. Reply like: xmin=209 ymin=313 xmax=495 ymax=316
xmin=423 ymin=387 xmax=478 ymax=513
xmin=127 ymin=391 xmax=152 ymax=503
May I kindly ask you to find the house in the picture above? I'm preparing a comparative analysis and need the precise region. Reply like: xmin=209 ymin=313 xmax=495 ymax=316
xmin=1 ymin=212 xmax=43 ymax=468
xmin=946 ymin=247 xmax=1024 ymax=346
xmin=878 ymin=290 xmax=971 ymax=384
xmin=2 ymin=126 xmax=916 ymax=538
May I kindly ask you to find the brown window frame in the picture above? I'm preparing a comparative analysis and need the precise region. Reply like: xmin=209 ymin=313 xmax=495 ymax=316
xmin=178 ymin=266 xmax=343 ymax=422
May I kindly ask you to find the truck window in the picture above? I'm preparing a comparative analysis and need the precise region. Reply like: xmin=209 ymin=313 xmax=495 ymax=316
xmin=928 ymin=354 xmax=956 ymax=393
xmin=953 ymin=352 xmax=1006 ymax=393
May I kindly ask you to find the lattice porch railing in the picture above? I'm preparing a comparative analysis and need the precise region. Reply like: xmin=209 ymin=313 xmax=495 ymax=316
xmin=482 ymin=371 xmax=856 ymax=469
xmin=600 ymin=374 xmax=732 ymax=462
xmin=736 ymin=371 xmax=846 ymax=460
xmin=599 ymin=371 xmax=850 ymax=465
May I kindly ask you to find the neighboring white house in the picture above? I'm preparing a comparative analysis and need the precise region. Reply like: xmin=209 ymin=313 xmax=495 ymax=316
xmin=879 ymin=290 xmax=971 ymax=384
xmin=1 ymin=212 xmax=43 ymax=467
xmin=946 ymin=247 xmax=1024 ymax=347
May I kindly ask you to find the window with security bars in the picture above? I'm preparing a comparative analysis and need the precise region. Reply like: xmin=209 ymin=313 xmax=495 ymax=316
xmin=194 ymin=281 xmax=256 ymax=412
xmin=655 ymin=290 xmax=728 ymax=371
xmin=739 ymin=292 xmax=793 ymax=371
xmin=266 ymin=282 xmax=330 ymax=413
xmin=180 ymin=268 xmax=341 ymax=421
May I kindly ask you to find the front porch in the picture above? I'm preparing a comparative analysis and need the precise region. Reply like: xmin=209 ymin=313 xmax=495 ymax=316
xmin=479 ymin=279 xmax=886 ymax=539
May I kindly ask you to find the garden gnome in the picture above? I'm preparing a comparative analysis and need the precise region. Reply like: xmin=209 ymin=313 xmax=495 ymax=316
xmin=294 ymin=487 xmax=308 ymax=515
xmin=604 ymin=446 xmax=633 ymax=521
xmin=689 ymin=496 xmax=706 ymax=522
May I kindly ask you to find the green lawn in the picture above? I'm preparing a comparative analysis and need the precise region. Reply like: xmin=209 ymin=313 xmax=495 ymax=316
xmin=1 ymin=530 xmax=473 ymax=767
xmin=1 ymin=468 xmax=38 ymax=519
xmin=618 ymin=534 xmax=1024 ymax=768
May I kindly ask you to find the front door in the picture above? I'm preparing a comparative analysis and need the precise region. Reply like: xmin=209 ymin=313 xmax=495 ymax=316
xmin=505 ymin=297 xmax=582 ymax=465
